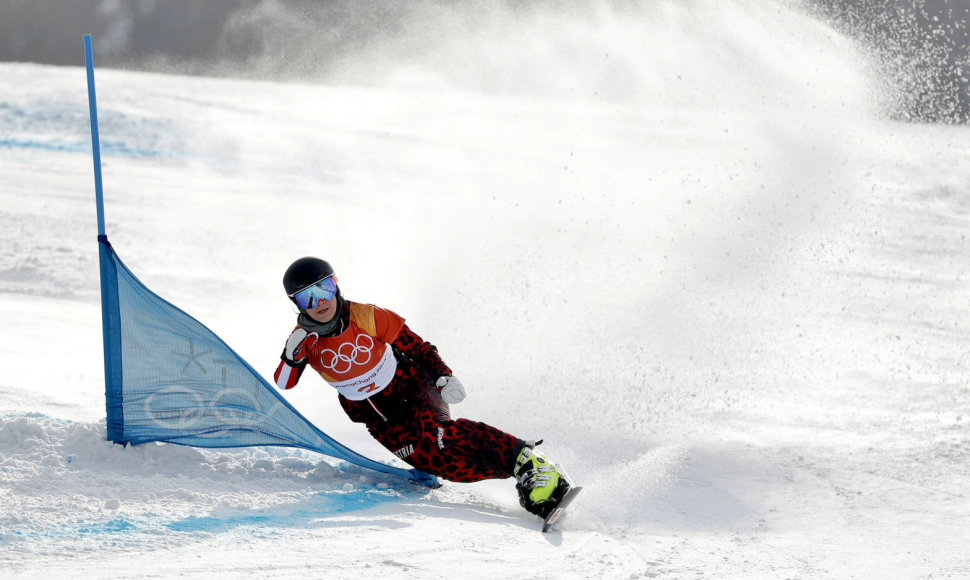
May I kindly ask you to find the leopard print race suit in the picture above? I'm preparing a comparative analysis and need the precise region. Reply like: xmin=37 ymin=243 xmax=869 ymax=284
xmin=276 ymin=302 xmax=526 ymax=482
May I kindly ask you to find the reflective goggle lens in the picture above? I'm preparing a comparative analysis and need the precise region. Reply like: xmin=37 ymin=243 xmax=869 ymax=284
xmin=292 ymin=277 xmax=338 ymax=309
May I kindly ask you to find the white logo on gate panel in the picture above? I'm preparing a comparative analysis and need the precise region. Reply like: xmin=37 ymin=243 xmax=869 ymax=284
xmin=319 ymin=334 xmax=374 ymax=374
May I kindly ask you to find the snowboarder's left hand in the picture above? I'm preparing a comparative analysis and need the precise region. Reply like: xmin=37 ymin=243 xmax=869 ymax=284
xmin=436 ymin=375 xmax=466 ymax=404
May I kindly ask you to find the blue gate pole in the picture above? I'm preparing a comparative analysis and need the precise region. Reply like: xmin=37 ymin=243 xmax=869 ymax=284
xmin=84 ymin=34 xmax=106 ymax=238
xmin=84 ymin=34 xmax=125 ymax=442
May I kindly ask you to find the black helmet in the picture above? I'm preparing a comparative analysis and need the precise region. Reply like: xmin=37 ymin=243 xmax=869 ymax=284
xmin=283 ymin=257 xmax=334 ymax=297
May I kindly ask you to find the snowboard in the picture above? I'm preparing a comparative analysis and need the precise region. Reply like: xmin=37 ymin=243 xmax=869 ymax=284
xmin=541 ymin=484 xmax=582 ymax=533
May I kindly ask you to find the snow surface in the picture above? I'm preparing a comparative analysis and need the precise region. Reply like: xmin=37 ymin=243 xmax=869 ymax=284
xmin=2 ymin=2 xmax=970 ymax=578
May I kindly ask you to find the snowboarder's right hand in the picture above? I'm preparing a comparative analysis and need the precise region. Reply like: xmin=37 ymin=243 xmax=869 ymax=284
xmin=283 ymin=328 xmax=311 ymax=365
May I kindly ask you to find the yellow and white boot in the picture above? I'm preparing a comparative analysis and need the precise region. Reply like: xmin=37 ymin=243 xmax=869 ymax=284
xmin=512 ymin=445 xmax=570 ymax=519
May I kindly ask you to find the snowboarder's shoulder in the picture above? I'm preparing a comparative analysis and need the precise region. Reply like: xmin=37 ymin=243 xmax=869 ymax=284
xmin=349 ymin=302 xmax=405 ymax=340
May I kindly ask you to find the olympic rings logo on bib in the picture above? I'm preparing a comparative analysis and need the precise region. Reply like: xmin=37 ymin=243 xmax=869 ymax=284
xmin=319 ymin=334 xmax=374 ymax=374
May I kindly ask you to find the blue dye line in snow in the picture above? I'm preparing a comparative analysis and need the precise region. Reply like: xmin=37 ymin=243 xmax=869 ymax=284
xmin=74 ymin=518 xmax=137 ymax=535
xmin=0 ymin=138 xmax=87 ymax=154
xmin=0 ymin=137 xmax=230 ymax=166
xmin=166 ymin=489 xmax=402 ymax=533
xmin=0 ymin=137 xmax=149 ymax=156
xmin=0 ymin=518 xmax=137 ymax=541
xmin=1 ymin=411 xmax=65 ymax=420
xmin=0 ymin=489 xmax=406 ymax=542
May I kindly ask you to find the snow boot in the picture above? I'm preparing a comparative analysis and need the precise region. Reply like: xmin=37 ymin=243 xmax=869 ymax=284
xmin=513 ymin=445 xmax=570 ymax=519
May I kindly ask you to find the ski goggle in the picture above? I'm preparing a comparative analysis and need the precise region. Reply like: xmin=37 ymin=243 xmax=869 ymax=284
xmin=290 ymin=276 xmax=338 ymax=310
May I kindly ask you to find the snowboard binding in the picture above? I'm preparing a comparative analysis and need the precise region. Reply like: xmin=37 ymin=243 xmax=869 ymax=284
xmin=513 ymin=444 xmax=582 ymax=531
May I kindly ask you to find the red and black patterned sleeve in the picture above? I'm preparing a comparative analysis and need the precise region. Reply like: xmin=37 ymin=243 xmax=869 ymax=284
xmin=392 ymin=323 xmax=452 ymax=378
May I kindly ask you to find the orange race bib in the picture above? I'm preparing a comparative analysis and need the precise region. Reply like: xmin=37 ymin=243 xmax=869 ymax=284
xmin=306 ymin=303 xmax=405 ymax=400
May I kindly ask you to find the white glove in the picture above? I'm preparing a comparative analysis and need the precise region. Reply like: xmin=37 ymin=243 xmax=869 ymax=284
xmin=283 ymin=328 xmax=311 ymax=365
xmin=436 ymin=376 xmax=466 ymax=404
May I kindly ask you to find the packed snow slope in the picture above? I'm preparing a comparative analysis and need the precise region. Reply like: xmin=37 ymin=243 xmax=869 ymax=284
xmin=2 ymin=2 xmax=970 ymax=578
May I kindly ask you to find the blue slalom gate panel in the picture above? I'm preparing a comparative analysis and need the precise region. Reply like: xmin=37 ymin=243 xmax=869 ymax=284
xmin=84 ymin=33 xmax=434 ymax=488
xmin=98 ymin=236 xmax=437 ymax=487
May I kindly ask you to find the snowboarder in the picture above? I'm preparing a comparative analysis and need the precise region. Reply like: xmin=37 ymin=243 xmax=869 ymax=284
xmin=273 ymin=256 xmax=573 ymax=522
